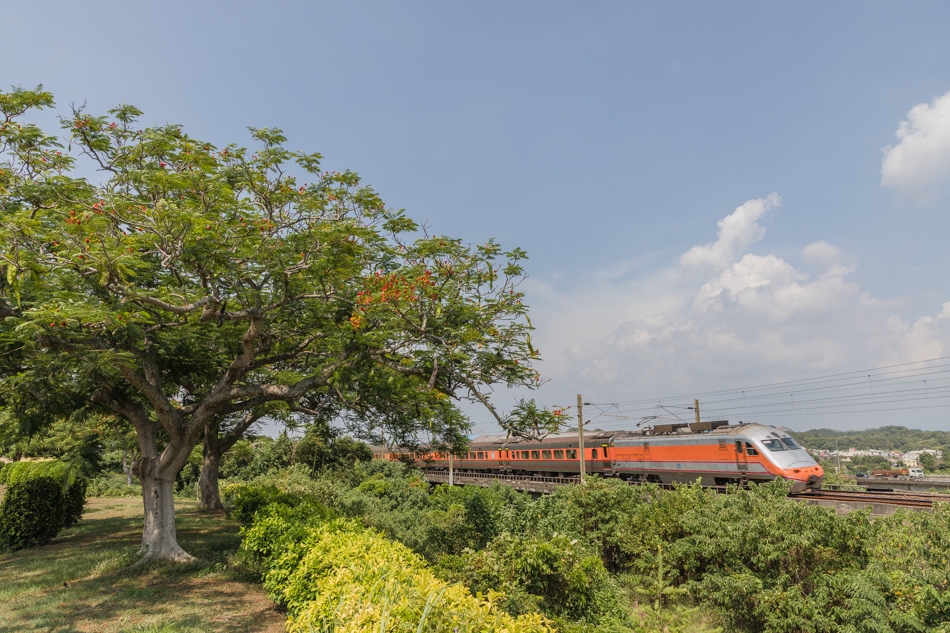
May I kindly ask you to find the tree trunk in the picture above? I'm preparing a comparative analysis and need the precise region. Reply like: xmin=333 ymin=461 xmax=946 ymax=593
xmin=197 ymin=412 xmax=263 ymax=511
xmin=133 ymin=454 xmax=197 ymax=563
xmin=129 ymin=414 xmax=200 ymax=564
xmin=198 ymin=429 xmax=225 ymax=510
xmin=122 ymin=447 xmax=134 ymax=487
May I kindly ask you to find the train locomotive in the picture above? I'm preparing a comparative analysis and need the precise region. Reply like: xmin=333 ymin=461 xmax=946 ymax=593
xmin=372 ymin=421 xmax=824 ymax=492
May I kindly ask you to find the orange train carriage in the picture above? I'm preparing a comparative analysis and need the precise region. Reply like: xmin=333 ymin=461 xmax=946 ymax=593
xmin=372 ymin=421 xmax=823 ymax=493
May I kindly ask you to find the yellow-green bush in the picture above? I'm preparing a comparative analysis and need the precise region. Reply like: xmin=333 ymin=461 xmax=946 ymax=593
xmin=284 ymin=528 xmax=554 ymax=633
xmin=241 ymin=499 xmax=554 ymax=633
xmin=0 ymin=460 xmax=72 ymax=485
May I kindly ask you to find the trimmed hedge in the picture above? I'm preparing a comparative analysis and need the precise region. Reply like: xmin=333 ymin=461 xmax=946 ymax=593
xmin=241 ymin=498 xmax=554 ymax=633
xmin=0 ymin=477 xmax=67 ymax=550
xmin=0 ymin=460 xmax=74 ymax=485
xmin=0 ymin=460 xmax=87 ymax=550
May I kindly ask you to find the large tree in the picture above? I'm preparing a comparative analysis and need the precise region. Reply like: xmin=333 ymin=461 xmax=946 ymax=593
xmin=0 ymin=86 xmax=562 ymax=562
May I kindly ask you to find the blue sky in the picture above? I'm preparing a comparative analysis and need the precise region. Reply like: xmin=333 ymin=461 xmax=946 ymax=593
xmin=6 ymin=2 xmax=950 ymax=432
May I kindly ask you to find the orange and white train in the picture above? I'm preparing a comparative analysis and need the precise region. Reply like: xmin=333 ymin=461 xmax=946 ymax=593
xmin=372 ymin=421 xmax=824 ymax=492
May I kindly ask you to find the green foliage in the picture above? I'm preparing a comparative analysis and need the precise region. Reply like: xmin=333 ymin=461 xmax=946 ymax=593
xmin=791 ymin=426 xmax=950 ymax=454
xmin=219 ymin=438 xmax=255 ymax=479
xmin=240 ymin=499 xmax=342 ymax=570
xmin=87 ymin=471 xmax=142 ymax=497
xmin=245 ymin=435 xmax=294 ymax=478
xmin=438 ymin=532 xmax=626 ymax=625
xmin=0 ymin=461 xmax=88 ymax=549
xmin=859 ymin=504 xmax=950 ymax=631
xmin=1 ymin=459 xmax=74 ymax=485
xmin=1 ymin=86 xmax=554 ymax=561
xmin=174 ymin=443 xmax=203 ymax=493
xmin=228 ymin=483 xmax=322 ymax=526
xmin=0 ymin=476 xmax=67 ymax=550
xmin=295 ymin=431 xmax=373 ymax=472
xmin=240 ymin=501 xmax=554 ymax=633
xmin=918 ymin=452 xmax=937 ymax=472
xmin=424 ymin=483 xmax=506 ymax=555
xmin=63 ymin=477 xmax=88 ymax=528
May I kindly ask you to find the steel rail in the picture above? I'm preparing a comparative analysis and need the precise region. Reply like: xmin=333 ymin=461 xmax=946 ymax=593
xmin=423 ymin=469 xmax=950 ymax=509
xmin=790 ymin=489 xmax=950 ymax=509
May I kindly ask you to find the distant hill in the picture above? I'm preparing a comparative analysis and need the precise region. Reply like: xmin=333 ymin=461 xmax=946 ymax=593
xmin=788 ymin=426 xmax=950 ymax=453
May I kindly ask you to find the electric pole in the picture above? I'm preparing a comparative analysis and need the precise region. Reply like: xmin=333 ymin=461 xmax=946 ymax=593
xmin=578 ymin=393 xmax=586 ymax=484
xmin=694 ymin=399 xmax=700 ymax=425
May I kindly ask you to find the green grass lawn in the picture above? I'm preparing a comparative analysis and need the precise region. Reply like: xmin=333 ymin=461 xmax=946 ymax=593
xmin=0 ymin=497 xmax=286 ymax=633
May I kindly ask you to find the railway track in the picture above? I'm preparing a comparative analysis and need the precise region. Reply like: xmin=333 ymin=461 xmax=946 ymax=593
xmin=424 ymin=469 xmax=950 ymax=509
xmin=791 ymin=488 xmax=950 ymax=509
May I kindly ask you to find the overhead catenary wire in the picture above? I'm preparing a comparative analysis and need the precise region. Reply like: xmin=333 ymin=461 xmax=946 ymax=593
xmin=578 ymin=356 xmax=950 ymax=427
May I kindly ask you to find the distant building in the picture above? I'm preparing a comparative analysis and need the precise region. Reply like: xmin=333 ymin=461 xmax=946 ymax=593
xmin=902 ymin=453 xmax=921 ymax=467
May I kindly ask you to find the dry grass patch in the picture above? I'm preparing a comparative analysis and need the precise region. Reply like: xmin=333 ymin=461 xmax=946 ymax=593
xmin=0 ymin=497 xmax=286 ymax=633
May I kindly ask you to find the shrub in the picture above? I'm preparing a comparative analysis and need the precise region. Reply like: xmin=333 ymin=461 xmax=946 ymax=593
xmin=63 ymin=477 xmax=88 ymax=528
xmin=226 ymin=482 xmax=332 ymax=526
xmin=0 ymin=460 xmax=87 ymax=532
xmin=0 ymin=460 xmax=71 ymax=485
xmin=424 ymin=483 xmax=525 ymax=556
xmin=241 ymin=500 xmax=343 ymax=569
xmin=229 ymin=484 xmax=283 ymax=525
xmin=676 ymin=481 xmax=876 ymax=632
xmin=283 ymin=527 xmax=554 ymax=633
xmin=241 ymin=496 xmax=554 ymax=633
xmin=0 ymin=477 xmax=68 ymax=550
xmin=87 ymin=472 xmax=142 ymax=498
xmin=437 ymin=532 xmax=626 ymax=625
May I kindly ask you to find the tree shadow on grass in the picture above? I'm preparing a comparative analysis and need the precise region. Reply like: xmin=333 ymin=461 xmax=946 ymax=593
xmin=0 ymin=500 xmax=284 ymax=633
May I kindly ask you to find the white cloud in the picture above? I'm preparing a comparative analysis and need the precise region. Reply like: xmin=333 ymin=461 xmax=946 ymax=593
xmin=680 ymin=193 xmax=779 ymax=269
xmin=881 ymin=88 xmax=950 ymax=200
xmin=523 ymin=196 xmax=950 ymax=428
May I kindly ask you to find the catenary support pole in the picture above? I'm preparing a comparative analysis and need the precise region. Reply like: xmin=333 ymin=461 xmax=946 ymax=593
xmin=578 ymin=393 xmax=586 ymax=484
xmin=449 ymin=450 xmax=454 ymax=486
xmin=694 ymin=399 xmax=701 ymax=425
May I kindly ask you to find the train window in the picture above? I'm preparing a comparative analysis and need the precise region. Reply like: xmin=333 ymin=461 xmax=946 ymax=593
xmin=745 ymin=442 xmax=759 ymax=456
xmin=522 ymin=451 xmax=531 ymax=459
xmin=541 ymin=450 xmax=552 ymax=459
xmin=553 ymin=449 xmax=564 ymax=459
xmin=566 ymin=449 xmax=577 ymax=459
xmin=780 ymin=437 xmax=801 ymax=450
xmin=591 ymin=449 xmax=598 ymax=460
xmin=477 ymin=452 xmax=484 ymax=459
xmin=761 ymin=439 xmax=786 ymax=452
xmin=531 ymin=450 xmax=540 ymax=459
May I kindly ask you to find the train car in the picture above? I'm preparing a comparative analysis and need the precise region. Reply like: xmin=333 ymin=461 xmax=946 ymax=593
xmin=609 ymin=422 xmax=822 ymax=492
xmin=870 ymin=469 xmax=909 ymax=478
xmin=371 ymin=421 xmax=824 ymax=492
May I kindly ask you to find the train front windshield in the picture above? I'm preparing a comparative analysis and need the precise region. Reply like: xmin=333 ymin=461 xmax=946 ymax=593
xmin=760 ymin=437 xmax=804 ymax=452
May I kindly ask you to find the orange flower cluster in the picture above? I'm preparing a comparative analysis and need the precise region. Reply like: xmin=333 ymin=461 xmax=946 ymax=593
xmin=348 ymin=270 xmax=438 ymax=329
